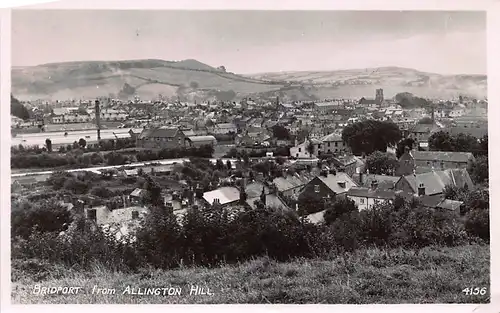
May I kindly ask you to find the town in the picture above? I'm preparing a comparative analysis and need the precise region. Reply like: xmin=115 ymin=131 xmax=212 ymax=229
xmin=11 ymin=88 xmax=488 ymax=238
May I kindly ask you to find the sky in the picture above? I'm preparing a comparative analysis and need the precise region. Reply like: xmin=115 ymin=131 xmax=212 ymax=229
xmin=12 ymin=10 xmax=486 ymax=75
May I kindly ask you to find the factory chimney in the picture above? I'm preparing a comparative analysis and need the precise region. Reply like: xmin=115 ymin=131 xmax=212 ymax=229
xmin=95 ymin=100 xmax=101 ymax=141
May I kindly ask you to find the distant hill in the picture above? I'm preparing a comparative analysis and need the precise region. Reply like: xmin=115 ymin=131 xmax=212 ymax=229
xmin=11 ymin=59 xmax=285 ymax=101
xmin=12 ymin=61 xmax=487 ymax=102
xmin=247 ymin=66 xmax=487 ymax=100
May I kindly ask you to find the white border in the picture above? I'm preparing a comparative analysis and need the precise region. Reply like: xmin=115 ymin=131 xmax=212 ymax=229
xmin=1 ymin=1 xmax=499 ymax=313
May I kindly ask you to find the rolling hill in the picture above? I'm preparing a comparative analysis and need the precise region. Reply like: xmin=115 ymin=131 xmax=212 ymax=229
xmin=11 ymin=59 xmax=285 ymax=102
xmin=247 ymin=67 xmax=487 ymax=100
xmin=12 ymin=60 xmax=487 ymax=102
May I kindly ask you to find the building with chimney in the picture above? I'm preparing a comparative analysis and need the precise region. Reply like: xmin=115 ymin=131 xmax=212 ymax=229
xmin=394 ymin=168 xmax=473 ymax=197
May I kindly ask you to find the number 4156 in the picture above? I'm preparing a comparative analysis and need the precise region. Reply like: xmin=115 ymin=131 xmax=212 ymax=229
xmin=462 ymin=287 xmax=487 ymax=296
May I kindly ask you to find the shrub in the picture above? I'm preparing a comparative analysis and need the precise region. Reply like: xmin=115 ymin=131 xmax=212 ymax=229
xmin=465 ymin=208 xmax=489 ymax=242
xmin=11 ymin=200 xmax=72 ymax=239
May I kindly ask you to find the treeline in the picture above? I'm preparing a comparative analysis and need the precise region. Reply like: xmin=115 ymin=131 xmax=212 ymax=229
xmin=429 ymin=131 xmax=488 ymax=157
xmin=11 ymin=144 xmax=214 ymax=169
xmin=11 ymin=187 xmax=489 ymax=272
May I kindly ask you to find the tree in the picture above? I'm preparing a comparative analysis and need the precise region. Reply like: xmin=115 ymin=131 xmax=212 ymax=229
xmin=324 ymin=197 xmax=358 ymax=224
xmin=11 ymin=94 xmax=30 ymax=120
xmin=468 ymin=156 xmax=489 ymax=184
xmin=272 ymin=125 xmax=291 ymax=140
xmin=189 ymin=81 xmax=199 ymax=89
xmin=342 ymin=120 xmax=401 ymax=156
xmin=365 ymin=151 xmax=398 ymax=175
xmin=215 ymin=159 xmax=225 ymax=171
xmin=453 ymin=133 xmax=479 ymax=153
xmin=428 ymin=131 xmax=455 ymax=151
xmin=478 ymin=135 xmax=488 ymax=156
xmin=396 ymin=138 xmax=415 ymax=158
xmin=306 ymin=140 xmax=315 ymax=157
xmin=78 ymin=138 xmax=87 ymax=148
xmin=45 ymin=138 xmax=52 ymax=153
xmin=217 ymin=65 xmax=227 ymax=72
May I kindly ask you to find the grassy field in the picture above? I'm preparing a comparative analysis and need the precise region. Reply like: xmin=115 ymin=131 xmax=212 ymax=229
xmin=11 ymin=244 xmax=490 ymax=304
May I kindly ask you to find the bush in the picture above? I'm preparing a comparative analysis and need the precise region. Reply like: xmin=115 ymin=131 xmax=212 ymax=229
xmin=465 ymin=208 xmax=489 ymax=242
xmin=11 ymin=200 xmax=72 ymax=239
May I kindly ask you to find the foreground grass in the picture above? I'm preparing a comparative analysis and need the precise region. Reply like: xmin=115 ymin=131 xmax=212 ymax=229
xmin=11 ymin=244 xmax=489 ymax=304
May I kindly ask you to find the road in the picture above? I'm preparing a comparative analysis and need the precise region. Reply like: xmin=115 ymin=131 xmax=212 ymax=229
xmin=12 ymin=128 xmax=143 ymax=147
xmin=11 ymin=158 xmax=241 ymax=179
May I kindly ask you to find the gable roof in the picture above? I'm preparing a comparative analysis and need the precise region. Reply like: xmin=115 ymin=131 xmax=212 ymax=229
xmin=347 ymin=187 xmax=395 ymax=200
xmin=202 ymin=187 xmax=240 ymax=206
xmin=411 ymin=151 xmax=474 ymax=163
xmin=398 ymin=168 xmax=473 ymax=195
xmin=321 ymin=132 xmax=343 ymax=142
xmin=138 ymin=126 xmax=179 ymax=139
xmin=316 ymin=172 xmax=358 ymax=194
xmin=352 ymin=174 xmax=400 ymax=189
xmin=273 ymin=173 xmax=314 ymax=192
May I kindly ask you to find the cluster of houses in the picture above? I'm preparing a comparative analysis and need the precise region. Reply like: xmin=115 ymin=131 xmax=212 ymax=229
xmin=62 ymin=145 xmax=476 ymax=239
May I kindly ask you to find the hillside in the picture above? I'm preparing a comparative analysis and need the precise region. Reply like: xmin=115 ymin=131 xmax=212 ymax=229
xmin=12 ymin=61 xmax=487 ymax=102
xmin=11 ymin=59 xmax=285 ymax=101
xmin=11 ymin=245 xmax=489 ymax=304
xmin=248 ymin=66 xmax=487 ymax=100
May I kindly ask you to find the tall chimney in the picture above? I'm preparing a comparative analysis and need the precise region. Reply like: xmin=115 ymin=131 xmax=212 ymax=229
xmin=95 ymin=100 xmax=101 ymax=141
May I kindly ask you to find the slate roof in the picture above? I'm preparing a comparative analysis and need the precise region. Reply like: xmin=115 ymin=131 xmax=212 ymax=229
xmin=399 ymin=168 xmax=473 ymax=195
xmin=321 ymin=133 xmax=343 ymax=142
xmin=202 ymin=187 xmax=240 ymax=206
xmin=273 ymin=173 xmax=314 ymax=192
xmin=316 ymin=172 xmax=358 ymax=194
xmin=245 ymin=181 xmax=269 ymax=198
xmin=347 ymin=187 xmax=398 ymax=200
xmin=352 ymin=174 xmax=400 ymax=189
xmin=419 ymin=194 xmax=463 ymax=211
xmin=412 ymin=151 xmax=474 ymax=163
xmin=246 ymin=194 xmax=289 ymax=211
xmin=187 ymin=135 xmax=217 ymax=142
xmin=138 ymin=126 xmax=179 ymax=139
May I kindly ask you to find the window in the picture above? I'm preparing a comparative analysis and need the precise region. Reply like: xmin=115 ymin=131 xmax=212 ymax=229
xmin=360 ymin=198 xmax=365 ymax=204
xmin=328 ymin=142 xmax=331 ymax=147
xmin=299 ymin=148 xmax=302 ymax=152
xmin=335 ymin=142 xmax=338 ymax=147
xmin=314 ymin=185 xmax=320 ymax=193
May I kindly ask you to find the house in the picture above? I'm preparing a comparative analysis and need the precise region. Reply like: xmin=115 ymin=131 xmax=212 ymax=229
xmin=330 ymin=155 xmax=358 ymax=177
xmin=290 ymin=139 xmax=321 ymax=158
xmin=136 ymin=126 xmax=187 ymax=149
xmin=211 ymin=123 xmax=237 ymax=135
xmin=299 ymin=171 xmax=357 ymax=201
xmin=320 ymin=132 xmax=346 ymax=154
xmin=185 ymin=135 xmax=217 ymax=148
xmin=396 ymin=149 xmax=475 ymax=176
xmin=408 ymin=123 xmax=441 ymax=147
xmin=395 ymin=168 xmax=474 ymax=196
xmin=202 ymin=187 xmax=241 ymax=207
xmin=314 ymin=102 xmax=337 ymax=114
xmin=272 ymin=172 xmax=315 ymax=198
xmin=358 ymin=97 xmax=379 ymax=108
xmin=351 ymin=173 xmax=400 ymax=190
xmin=99 ymin=109 xmax=128 ymax=121
xmin=346 ymin=187 xmax=412 ymax=211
